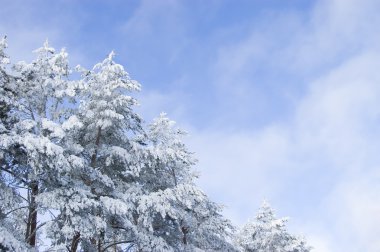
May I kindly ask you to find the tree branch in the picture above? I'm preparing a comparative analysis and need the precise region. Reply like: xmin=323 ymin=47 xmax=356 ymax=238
xmin=101 ymin=240 xmax=134 ymax=252
xmin=0 ymin=165 xmax=28 ymax=184
xmin=4 ymin=206 xmax=29 ymax=216
xmin=25 ymin=221 xmax=48 ymax=242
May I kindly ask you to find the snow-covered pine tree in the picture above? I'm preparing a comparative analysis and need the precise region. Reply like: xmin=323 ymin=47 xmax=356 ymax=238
xmin=43 ymin=51 xmax=148 ymax=251
xmin=0 ymin=36 xmax=14 ymax=127
xmin=0 ymin=36 xmax=19 ymax=132
xmin=1 ymin=40 xmax=80 ymax=249
xmin=0 ymin=35 xmax=13 ymax=135
xmin=0 ymin=36 xmax=31 ymax=252
xmin=235 ymin=201 xmax=311 ymax=252
xmin=136 ymin=113 xmax=236 ymax=251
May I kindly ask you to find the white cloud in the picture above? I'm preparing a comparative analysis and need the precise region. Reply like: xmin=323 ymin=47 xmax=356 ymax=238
xmin=0 ymin=1 xmax=87 ymax=66
xmin=186 ymin=50 xmax=380 ymax=252
xmin=121 ymin=0 xmax=181 ymax=35
xmin=136 ymin=89 xmax=188 ymax=124
xmin=307 ymin=233 xmax=334 ymax=252
xmin=326 ymin=171 xmax=380 ymax=251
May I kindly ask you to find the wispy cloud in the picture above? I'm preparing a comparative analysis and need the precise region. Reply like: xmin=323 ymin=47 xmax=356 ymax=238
xmin=188 ymin=50 xmax=380 ymax=252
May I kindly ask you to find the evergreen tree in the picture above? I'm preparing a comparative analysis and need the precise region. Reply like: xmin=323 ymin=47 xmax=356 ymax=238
xmin=0 ymin=36 xmax=14 ymax=127
xmin=136 ymin=114 xmax=236 ymax=251
xmin=1 ymin=40 xmax=78 ymax=249
xmin=0 ymin=36 xmax=30 ymax=251
xmin=42 ymin=51 xmax=147 ymax=251
xmin=235 ymin=201 xmax=311 ymax=252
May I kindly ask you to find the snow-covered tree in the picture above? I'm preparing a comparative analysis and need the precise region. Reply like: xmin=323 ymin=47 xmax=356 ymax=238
xmin=135 ymin=113 xmax=236 ymax=251
xmin=0 ymin=37 xmax=312 ymax=252
xmin=0 ymin=35 xmax=12 ymax=132
xmin=42 ymin=51 xmax=147 ymax=251
xmin=1 ymin=40 xmax=80 ymax=249
xmin=0 ymin=36 xmax=31 ymax=251
xmin=235 ymin=201 xmax=311 ymax=252
xmin=0 ymin=36 xmax=19 ymax=132
xmin=0 ymin=36 xmax=13 ymax=127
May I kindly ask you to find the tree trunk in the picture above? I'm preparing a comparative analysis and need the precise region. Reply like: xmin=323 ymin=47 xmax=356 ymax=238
xmin=72 ymin=127 xmax=102 ymax=251
xmin=90 ymin=127 xmax=102 ymax=168
xmin=113 ymin=233 xmax=117 ymax=252
xmin=28 ymin=181 xmax=38 ymax=246
xmin=98 ymin=238 xmax=101 ymax=252
xmin=70 ymin=232 xmax=81 ymax=252
xmin=97 ymin=230 xmax=105 ymax=252
xmin=181 ymin=226 xmax=188 ymax=245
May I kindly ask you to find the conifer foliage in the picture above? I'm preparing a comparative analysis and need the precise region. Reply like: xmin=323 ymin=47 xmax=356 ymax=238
xmin=235 ymin=201 xmax=311 ymax=252
xmin=0 ymin=38 xmax=311 ymax=251
xmin=0 ymin=38 xmax=236 ymax=251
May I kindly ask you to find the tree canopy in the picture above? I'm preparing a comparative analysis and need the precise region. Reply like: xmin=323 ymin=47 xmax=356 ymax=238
xmin=0 ymin=37 xmax=310 ymax=252
xmin=235 ymin=201 xmax=311 ymax=252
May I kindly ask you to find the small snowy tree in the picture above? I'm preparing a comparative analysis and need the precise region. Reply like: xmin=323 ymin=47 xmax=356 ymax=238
xmin=235 ymin=201 xmax=311 ymax=252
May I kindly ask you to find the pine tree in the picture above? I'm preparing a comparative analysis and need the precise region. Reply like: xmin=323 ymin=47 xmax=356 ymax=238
xmin=235 ymin=201 xmax=311 ymax=252
xmin=43 ymin=51 xmax=147 ymax=251
xmin=0 ymin=36 xmax=30 ymax=251
xmin=136 ymin=113 xmax=236 ymax=251
xmin=1 ymin=40 xmax=79 ymax=249
xmin=0 ymin=36 xmax=14 ymax=127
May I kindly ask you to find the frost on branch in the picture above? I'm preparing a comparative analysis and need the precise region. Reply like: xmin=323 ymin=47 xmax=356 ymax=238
xmin=0 ymin=36 xmax=10 ymax=65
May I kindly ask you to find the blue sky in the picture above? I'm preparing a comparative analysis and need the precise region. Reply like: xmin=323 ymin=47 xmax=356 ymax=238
xmin=2 ymin=0 xmax=380 ymax=251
